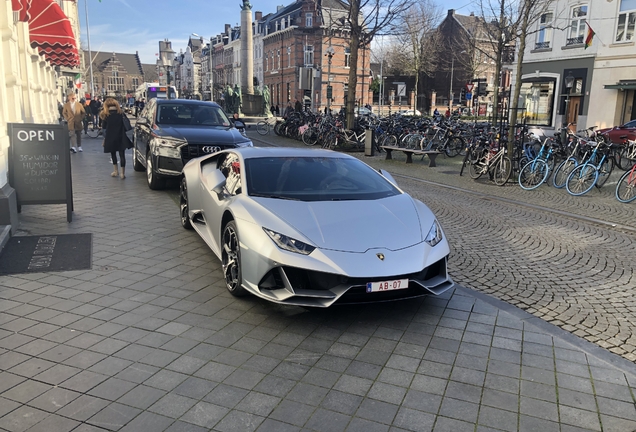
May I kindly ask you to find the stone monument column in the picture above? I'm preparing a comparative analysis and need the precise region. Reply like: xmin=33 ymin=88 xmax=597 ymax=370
xmin=240 ymin=0 xmax=254 ymax=96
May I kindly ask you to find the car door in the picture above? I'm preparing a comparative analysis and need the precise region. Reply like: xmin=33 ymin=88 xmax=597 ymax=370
xmin=201 ymin=152 xmax=243 ymax=249
xmin=135 ymin=100 xmax=156 ymax=165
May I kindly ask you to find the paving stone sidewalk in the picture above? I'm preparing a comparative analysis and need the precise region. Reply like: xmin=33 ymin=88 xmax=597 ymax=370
xmin=0 ymin=136 xmax=635 ymax=431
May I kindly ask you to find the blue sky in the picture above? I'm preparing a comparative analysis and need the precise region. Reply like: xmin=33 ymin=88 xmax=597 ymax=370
xmin=78 ymin=0 xmax=473 ymax=65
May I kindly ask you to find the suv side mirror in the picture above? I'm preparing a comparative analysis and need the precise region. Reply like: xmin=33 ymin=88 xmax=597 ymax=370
xmin=233 ymin=120 xmax=246 ymax=130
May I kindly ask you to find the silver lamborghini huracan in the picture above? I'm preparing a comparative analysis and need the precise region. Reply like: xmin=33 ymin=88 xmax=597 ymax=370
xmin=180 ymin=147 xmax=453 ymax=307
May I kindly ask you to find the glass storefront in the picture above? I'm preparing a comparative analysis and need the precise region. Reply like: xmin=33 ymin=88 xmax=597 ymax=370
xmin=518 ymin=79 xmax=556 ymax=126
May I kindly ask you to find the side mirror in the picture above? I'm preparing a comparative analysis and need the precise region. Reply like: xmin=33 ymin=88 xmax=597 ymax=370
xmin=234 ymin=120 xmax=246 ymax=130
xmin=136 ymin=117 xmax=148 ymax=126
xmin=379 ymin=169 xmax=398 ymax=186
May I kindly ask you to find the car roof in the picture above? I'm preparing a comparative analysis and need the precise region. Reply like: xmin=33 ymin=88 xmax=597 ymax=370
xmin=155 ymin=99 xmax=221 ymax=108
xmin=229 ymin=147 xmax=356 ymax=161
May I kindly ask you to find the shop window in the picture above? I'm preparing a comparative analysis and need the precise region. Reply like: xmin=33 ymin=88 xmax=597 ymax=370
xmin=519 ymin=80 xmax=556 ymax=126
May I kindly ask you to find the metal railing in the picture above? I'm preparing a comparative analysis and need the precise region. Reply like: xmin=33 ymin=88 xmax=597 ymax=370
xmin=566 ymin=36 xmax=584 ymax=46
xmin=535 ymin=41 xmax=551 ymax=49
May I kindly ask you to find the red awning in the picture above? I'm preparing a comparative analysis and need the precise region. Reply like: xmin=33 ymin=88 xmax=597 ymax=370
xmin=12 ymin=0 xmax=80 ymax=67
xmin=12 ymin=0 xmax=31 ymax=22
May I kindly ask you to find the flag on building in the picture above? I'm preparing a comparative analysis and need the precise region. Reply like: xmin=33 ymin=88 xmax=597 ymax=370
xmin=74 ymin=73 xmax=82 ymax=89
xmin=584 ymin=22 xmax=595 ymax=49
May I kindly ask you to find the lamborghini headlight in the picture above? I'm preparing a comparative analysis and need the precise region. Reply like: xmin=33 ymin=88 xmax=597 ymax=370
xmin=263 ymin=228 xmax=315 ymax=255
xmin=425 ymin=220 xmax=443 ymax=247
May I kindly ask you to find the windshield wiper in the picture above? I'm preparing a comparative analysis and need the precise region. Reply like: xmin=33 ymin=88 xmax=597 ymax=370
xmin=250 ymin=193 xmax=301 ymax=201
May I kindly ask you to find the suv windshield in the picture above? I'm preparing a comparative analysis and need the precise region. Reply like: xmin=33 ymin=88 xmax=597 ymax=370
xmin=156 ymin=103 xmax=231 ymax=127
xmin=245 ymin=157 xmax=401 ymax=202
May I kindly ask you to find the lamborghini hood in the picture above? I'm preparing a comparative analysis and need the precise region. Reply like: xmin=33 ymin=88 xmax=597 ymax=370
xmin=253 ymin=194 xmax=431 ymax=253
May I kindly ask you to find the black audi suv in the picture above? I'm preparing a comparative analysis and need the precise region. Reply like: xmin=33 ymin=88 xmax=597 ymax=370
xmin=133 ymin=99 xmax=253 ymax=189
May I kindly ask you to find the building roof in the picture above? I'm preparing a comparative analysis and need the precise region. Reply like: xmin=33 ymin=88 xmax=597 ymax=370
xmin=84 ymin=50 xmax=143 ymax=76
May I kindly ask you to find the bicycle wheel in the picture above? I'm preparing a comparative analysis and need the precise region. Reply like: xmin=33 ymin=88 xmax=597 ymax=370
xmin=518 ymin=159 xmax=549 ymax=190
xmin=616 ymin=169 xmax=636 ymax=203
xmin=493 ymin=156 xmax=512 ymax=186
xmin=87 ymin=128 xmax=101 ymax=138
xmin=302 ymin=128 xmax=319 ymax=146
xmin=444 ymin=137 xmax=464 ymax=157
xmin=614 ymin=145 xmax=633 ymax=171
xmin=595 ymin=156 xmax=614 ymax=188
xmin=552 ymin=158 xmax=577 ymax=189
xmin=382 ymin=135 xmax=398 ymax=147
xmin=256 ymin=121 xmax=269 ymax=135
xmin=566 ymin=165 xmax=598 ymax=196
xmin=468 ymin=160 xmax=485 ymax=179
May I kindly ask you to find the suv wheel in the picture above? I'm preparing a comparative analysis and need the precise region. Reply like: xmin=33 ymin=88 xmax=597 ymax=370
xmin=146 ymin=152 xmax=165 ymax=190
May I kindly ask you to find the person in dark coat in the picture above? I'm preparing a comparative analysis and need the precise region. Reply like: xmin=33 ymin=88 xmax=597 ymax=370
xmin=100 ymin=97 xmax=132 ymax=179
xmin=294 ymin=99 xmax=302 ymax=112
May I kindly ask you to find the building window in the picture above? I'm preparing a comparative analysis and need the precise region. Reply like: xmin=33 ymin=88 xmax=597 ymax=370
xmin=277 ymin=49 xmax=281 ymax=70
xmin=306 ymin=13 xmax=313 ymax=27
xmin=536 ymin=12 xmax=553 ymax=49
xmin=287 ymin=47 xmax=291 ymax=68
xmin=265 ymin=53 xmax=268 ymax=71
xmin=567 ymin=5 xmax=587 ymax=45
xmin=304 ymin=45 xmax=314 ymax=66
xmin=112 ymin=66 xmax=119 ymax=77
xmin=344 ymin=48 xmax=351 ymax=68
xmin=132 ymin=78 xmax=139 ymax=88
xmin=519 ymin=79 xmax=556 ymax=126
xmin=616 ymin=0 xmax=636 ymax=42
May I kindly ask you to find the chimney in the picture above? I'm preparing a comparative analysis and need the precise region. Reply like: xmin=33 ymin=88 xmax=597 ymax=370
xmin=255 ymin=11 xmax=262 ymax=21
xmin=277 ymin=5 xmax=284 ymax=12
xmin=470 ymin=11 xmax=474 ymax=16
xmin=225 ymin=24 xmax=231 ymax=35
xmin=447 ymin=9 xmax=455 ymax=17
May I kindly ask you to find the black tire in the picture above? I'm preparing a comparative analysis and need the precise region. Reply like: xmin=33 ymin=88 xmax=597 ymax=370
xmin=146 ymin=152 xmax=165 ymax=190
xmin=445 ymin=137 xmax=464 ymax=157
xmin=616 ymin=169 xmax=636 ymax=203
xmin=222 ymin=221 xmax=247 ymax=297
xmin=256 ymin=121 xmax=269 ymax=135
xmin=179 ymin=178 xmax=193 ymax=230
xmin=302 ymin=128 xmax=319 ymax=146
xmin=552 ymin=158 xmax=577 ymax=189
xmin=615 ymin=145 xmax=633 ymax=171
xmin=492 ymin=156 xmax=512 ymax=186
xmin=133 ymin=146 xmax=144 ymax=172
xmin=468 ymin=160 xmax=484 ymax=179
xmin=595 ymin=156 xmax=614 ymax=188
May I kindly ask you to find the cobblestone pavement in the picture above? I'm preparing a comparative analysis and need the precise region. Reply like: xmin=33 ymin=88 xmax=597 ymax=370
xmin=249 ymin=132 xmax=636 ymax=362
xmin=0 ymin=133 xmax=635 ymax=432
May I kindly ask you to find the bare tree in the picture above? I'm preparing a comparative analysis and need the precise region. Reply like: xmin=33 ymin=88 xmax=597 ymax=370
xmin=340 ymin=0 xmax=414 ymax=128
xmin=507 ymin=0 xmax=552 ymax=152
xmin=393 ymin=0 xmax=443 ymax=112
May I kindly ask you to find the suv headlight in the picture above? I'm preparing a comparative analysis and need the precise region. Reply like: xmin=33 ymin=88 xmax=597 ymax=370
xmin=263 ymin=228 xmax=315 ymax=255
xmin=151 ymin=136 xmax=186 ymax=158
xmin=424 ymin=220 xmax=443 ymax=247
xmin=236 ymin=140 xmax=253 ymax=148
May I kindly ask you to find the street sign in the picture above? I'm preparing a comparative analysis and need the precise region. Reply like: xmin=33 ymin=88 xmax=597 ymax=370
xmin=397 ymin=84 xmax=406 ymax=97
xmin=466 ymin=83 xmax=474 ymax=92
xmin=466 ymin=93 xmax=472 ymax=100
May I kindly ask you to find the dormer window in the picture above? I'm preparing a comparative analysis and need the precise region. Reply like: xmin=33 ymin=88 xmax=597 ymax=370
xmin=306 ymin=13 xmax=313 ymax=27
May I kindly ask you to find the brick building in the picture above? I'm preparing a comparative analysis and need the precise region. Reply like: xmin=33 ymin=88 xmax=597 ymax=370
xmin=261 ymin=0 xmax=370 ymax=112
xmin=84 ymin=51 xmax=144 ymax=102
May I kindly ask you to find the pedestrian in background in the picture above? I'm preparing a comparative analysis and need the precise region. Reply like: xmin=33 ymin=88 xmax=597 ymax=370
xmin=100 ymin=97 xmax=132 ymax=179
xmin=62 ymin=93 xmax=85 ymax=153
xmin=294 ymin=99 xmax=302 ymax=112
xmin=89 ymin=96 xmax=102 ymax=128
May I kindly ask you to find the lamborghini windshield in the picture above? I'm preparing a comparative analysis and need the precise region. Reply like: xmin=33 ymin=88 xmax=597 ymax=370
xmin=245 ymin=156 xmax=401 ymax=201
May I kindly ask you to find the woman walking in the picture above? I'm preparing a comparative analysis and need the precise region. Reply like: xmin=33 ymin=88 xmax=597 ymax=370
xmin=100 ymin=98 xmax=132 ymax=179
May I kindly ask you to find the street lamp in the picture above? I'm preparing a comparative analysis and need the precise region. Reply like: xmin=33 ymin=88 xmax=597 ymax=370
xmin=160 ymin=44 xmax=175 ymax=100
xmin=562 ymin=71 xmax=575 ymax=143
xmin=325 ymin=45 xmax=335 ymax=115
